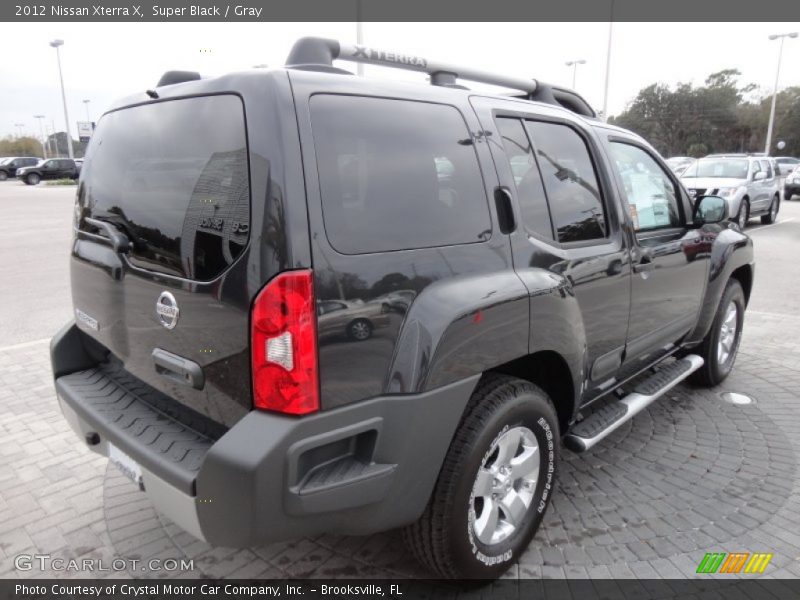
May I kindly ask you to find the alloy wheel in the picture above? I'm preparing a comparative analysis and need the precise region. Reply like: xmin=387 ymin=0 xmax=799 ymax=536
xmin=717 ymin=301 xmax=739 ymax=365
xmin=470 ymin=426 xmax=539 ymax=546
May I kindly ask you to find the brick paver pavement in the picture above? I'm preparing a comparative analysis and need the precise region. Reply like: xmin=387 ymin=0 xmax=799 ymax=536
xmin=1 ymin=309 xmax=799 ymax=580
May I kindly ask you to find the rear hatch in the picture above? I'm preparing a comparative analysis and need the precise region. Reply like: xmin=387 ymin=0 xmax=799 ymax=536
xmin=72 ymin=94 xmax=254 ymax=427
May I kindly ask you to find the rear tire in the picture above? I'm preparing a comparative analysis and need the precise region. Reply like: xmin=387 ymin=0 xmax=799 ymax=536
xmin=403 ymin=374 xmax=559 ymax=579
xmin=0 ymin=171 xmax=7 ymax=181
xmin=689 ymin=279 xmax=745 ymax=387
xmin=761 ymin=195 xmax=779 ymax=224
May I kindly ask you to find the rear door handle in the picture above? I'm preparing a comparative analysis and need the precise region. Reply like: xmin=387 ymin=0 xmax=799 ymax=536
xmin=633 ymin=253 xmax=655 ymax=274
xmin=152 ymin=348 xmax=204 ymax=390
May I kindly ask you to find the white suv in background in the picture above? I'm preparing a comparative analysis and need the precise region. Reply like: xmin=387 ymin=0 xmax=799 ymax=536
xmin=681 ymin=155 xmax=781 ymax=228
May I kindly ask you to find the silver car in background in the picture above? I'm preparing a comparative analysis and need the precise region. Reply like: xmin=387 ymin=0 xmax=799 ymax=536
xmin=665 ymin=156 xmax=696 ymax=175
xmin=681 ymin=155 xmax=781 ymax=228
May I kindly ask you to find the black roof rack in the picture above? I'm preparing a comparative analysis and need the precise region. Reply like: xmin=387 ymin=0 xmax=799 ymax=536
xmin=285 ymin=37 xmax=596 ymax=118
xmin=156 ymin=70 xmax=201 ymax=87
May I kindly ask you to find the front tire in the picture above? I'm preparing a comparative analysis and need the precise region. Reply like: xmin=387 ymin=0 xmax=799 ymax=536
xmin=0 ymin=171 xmax=7 ymax=181
xmin=735 ymin=200 xmax=749 ymax=229
xmin=761 ymin=195 xmax=779 ymax=224
xmin=25 ymin=173 xmax=41 ymax=186
xmin=785 ymin=190 xmax=793 ymax=201
xmin=690 ymin=279 xmax=745 ymax=387
xmin=403 ymin=374 xmax=559 ymax=579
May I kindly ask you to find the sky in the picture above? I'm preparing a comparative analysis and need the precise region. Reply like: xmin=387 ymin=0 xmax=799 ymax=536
xmin=1 ymin=22 xmax=799 ymax=141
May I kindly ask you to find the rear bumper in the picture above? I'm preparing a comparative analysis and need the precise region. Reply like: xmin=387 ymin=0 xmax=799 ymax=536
xmin=52 ymin=322 xmax=476 ymax=548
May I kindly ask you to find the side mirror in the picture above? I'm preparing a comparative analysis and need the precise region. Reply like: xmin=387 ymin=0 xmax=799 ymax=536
xmin=754 ymin=171 xmax=767 ymax=181
xmin=694 ymin=195 xmax=728 ymax=225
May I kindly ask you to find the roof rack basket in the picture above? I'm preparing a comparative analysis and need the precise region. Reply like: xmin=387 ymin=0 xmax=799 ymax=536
xmin=285 ymin=37 xmax=596 ymax=118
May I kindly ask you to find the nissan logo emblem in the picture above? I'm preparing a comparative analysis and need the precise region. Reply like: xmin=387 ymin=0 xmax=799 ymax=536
xmin=155 ymin=291 xmax=180 ymax=330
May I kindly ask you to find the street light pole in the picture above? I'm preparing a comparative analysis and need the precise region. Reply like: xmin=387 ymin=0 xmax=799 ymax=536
xmin=565 ymin=59 xmax=586 ymax=89
xmin=82 ymin=99 xmax=91 ymax=123
xmin=356 ymin=0 xmax=364 ymax=76
xmin=34 ymin=115 xmax=48 ymax=158
xmin=764 ymin=32 xmax=798 ymax=156
xmin=602 ymin=18 xmax=614 ymax=122
xmin=50 ymin=39 xmax=74 ymax=160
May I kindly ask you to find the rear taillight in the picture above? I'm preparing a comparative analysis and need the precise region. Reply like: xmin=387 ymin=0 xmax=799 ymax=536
xmin=251 ymin=270 xmax=319 ymax=415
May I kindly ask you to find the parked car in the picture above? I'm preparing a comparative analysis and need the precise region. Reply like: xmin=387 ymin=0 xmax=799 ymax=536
xmin=0 ymin=156 xmax=40 ymax=180
xmin=785 ymin=164 xmax=800 ymax=200
xmin=681 ymin=155 xmax=781 ymax=228
xmin=371 ymin=290 xmax=417 ymax=313
xmin=17 ymin=158 xmax=79 ymax=185
xmin=665 ymin=156 xmax=695 ymax=175
xmin=51 ymin=38 xmax=754 ymax=580
xmin=774 ymin=156 xmax=799 ymax=177
xmin=317 ymin=299 xmax=390 ymax=341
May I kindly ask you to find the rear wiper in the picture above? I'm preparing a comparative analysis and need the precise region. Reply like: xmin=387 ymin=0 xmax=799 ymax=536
xmin=84 ymin=217 xmax=131 ymax=254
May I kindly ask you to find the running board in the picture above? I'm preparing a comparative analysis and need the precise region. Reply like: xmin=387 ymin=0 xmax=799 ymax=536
xmin=564 ymin=355 xmax=704 ymax=453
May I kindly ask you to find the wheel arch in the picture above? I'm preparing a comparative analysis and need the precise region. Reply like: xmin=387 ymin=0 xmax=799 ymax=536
xmin=487 ymin=350 xmax=576 ymax=435
xmin=730 ymin=263 xmax=753 ymax=306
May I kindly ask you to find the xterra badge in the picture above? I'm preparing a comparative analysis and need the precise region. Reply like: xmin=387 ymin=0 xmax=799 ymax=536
xmin=155 ymin=291 xmax=180 ymax=330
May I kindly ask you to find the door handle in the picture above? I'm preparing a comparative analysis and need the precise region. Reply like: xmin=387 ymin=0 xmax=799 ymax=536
xmin=493 ymin=187 xmax=517 ymax=234
xmin=152 ymin=348 xmax=205 ymax=390
xmin=633 ymin=253 xmax=655 ymax=274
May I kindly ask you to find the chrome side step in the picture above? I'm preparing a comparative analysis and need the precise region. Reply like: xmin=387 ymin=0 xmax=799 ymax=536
xmin=564 ymin=354 xmax=704 ymax=453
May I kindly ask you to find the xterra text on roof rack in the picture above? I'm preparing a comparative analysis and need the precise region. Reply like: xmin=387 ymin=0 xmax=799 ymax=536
xmin=52 ymin=37 xmax=754 ymax=579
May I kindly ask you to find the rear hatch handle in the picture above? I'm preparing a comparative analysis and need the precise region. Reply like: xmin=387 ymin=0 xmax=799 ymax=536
xmin=84 ymin=217 xmax=131 ymax=254
xmin=152 ymin=348 xmax=205 ymax=390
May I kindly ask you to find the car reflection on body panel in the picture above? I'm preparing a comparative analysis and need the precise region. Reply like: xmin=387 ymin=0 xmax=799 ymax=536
xmin=316 ymin=299 xmax=391 ymax=341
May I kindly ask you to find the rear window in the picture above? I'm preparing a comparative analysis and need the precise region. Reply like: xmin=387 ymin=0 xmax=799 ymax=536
xmin=310 ymin=95 xmax=491 ymax=254
xmin=79 ymin=95 xmax=250 ymax=281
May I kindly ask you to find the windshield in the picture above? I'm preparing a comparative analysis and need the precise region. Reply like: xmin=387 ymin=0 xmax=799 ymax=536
xmin=682 ymin=158 xmax=749 ymax=179
xmin=666 ymin=157 xmax=691 ymax=166
xmin=0 ymin=158 xmax=10 ymax=165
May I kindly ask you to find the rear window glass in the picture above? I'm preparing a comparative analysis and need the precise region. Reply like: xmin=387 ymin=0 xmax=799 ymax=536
xmin=80 ymin=95 xmax=250 ymax=281
xmin=310 ymin=95 xmax=491 ymax=254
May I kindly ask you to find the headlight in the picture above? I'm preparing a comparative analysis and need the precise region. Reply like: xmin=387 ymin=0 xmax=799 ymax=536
xmin=717 ymin=187 xmax=740 ymax=197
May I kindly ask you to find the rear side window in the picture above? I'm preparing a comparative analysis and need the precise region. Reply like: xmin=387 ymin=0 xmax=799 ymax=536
xmin=80 ymin=95 xmax=250 ymax=281
xmin=525 ymin=121 xmax=606 ymax=243
xmin=495 ymin=118 xmax=553 ymax=240
xmin=310 ymin=95 xmax=491 ymax=254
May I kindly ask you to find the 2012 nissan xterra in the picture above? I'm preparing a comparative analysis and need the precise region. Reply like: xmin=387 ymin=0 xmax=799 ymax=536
xmin=51 ymin=38 xmax=754 ymax=579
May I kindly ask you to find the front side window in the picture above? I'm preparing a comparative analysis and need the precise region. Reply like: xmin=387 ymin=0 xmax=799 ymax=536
xmin=495 ymin=118 xmax=553 ymax=240
xmin=760 ymin=160 xmax=773 ymax=178
xmin=525 ymin=121 xmax=606 ymax=243
xmin=310 ymin=95 xmax=491 ymax=254
xmin=609 ymin=143 xmax=682 ymax=231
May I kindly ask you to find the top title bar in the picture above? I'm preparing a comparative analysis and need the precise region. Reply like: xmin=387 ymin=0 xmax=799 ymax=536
xmin=3 ymin=0 xmax=800 ymax=22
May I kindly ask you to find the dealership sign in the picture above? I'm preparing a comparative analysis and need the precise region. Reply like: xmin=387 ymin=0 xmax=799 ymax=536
xmin=77 ymin=121 xmax=95 ymax=142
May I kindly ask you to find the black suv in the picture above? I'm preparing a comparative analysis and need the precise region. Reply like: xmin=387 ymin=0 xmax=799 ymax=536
xmin=0 ymin=156 xmax=40 ymax=180
xmin=51 ymin=38 xmax=754 ymax=579
xmin=17 ymin=158 xmax=79 ymax=184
